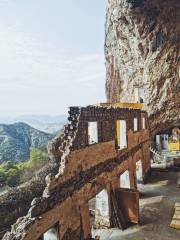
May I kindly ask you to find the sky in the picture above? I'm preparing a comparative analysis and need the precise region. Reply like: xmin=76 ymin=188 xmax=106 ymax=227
xmin=0 ymin=0 xmax=107 ymax=117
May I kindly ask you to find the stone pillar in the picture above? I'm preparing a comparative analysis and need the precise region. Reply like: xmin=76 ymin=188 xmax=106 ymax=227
xmin=141 ymin=142 xmax=151 ymax=183
xmin=111 ymin=177 xmax=120 ymax=190
xmin=129 ymin=169 xmax=137 ymax=189
xmin=129 ymin=156 xmax=137 ymax=189
xmin=80 ymin=203 xmax=91 ymax=239
xmin=38 ymin=236 xmax=44 ymax=240
xmin=95 ymin=190 xmax=110 ymax=228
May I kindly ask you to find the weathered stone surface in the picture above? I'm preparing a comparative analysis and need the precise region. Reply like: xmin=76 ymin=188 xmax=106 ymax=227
xmin=0 ymin=161 xmax=58 ymax=238
xmin=2 ymin=106 xmax=150 ymax=240
xmin=105 ymin=0 xmax=180 ymax=135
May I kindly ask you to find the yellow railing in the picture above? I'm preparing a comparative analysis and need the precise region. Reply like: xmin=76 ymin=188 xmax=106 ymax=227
xmin=98 ymin=102 xmax=144 ymax=109
xmin=168 ymin=142 xmax=180 ymax=151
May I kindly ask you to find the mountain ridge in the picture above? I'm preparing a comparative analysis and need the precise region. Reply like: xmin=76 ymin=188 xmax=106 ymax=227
xmin=0 ymin=122 xmax=53 ymax=163
xmin=0 ymin=115 xmax=66 ymax=134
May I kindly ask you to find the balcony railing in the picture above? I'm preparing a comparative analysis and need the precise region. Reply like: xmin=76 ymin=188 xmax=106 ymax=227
xmin=97 ymin=102 xmax=144 ymax=109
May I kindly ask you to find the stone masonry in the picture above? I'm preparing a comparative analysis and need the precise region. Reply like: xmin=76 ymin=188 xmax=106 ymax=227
xmin=2 ymin=105 xmax=151 ymax=240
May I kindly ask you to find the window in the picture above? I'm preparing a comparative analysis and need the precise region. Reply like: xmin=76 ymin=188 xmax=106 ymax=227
xmin=134 ymin=118 xmax=138 ymax=132
xmin=95 ymin=190 xmax=110 ymax=228
xmin=134 ymin=87 xmax=145 ymax=103
xmin=142 ymin=117 xmax=146 ymax=129
xmin=136 ymin=160 xmax=143 ymax=183
xmin=116 ymin=120 xmax=127 ymax=149
xmin=120 ymin=170 xmax=130 ymax=189
xmin=139 ymin=88 xmax=145 ymax=103
xmin=42 ymin=223 xmax=59 ymax=240
xmin=88 ymin=122 xmax=98 ymax=145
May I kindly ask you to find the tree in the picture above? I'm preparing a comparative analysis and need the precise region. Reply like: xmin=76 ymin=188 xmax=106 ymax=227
xmin=0 ymin=148 xmax=50 ymax=187
xmin=0 ymin=169 xmax=6 ymax=183
xmin=1 ymin=161 xmax=16 ymax=171
xmin=28 ymin=148 xmax=49 ymax=168
xmin=6 ymin=168 xmax=21 ymax=187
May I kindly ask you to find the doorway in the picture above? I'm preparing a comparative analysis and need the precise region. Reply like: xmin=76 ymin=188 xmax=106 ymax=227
xmin=162 ymin=134 xmax=169 ymax=150
xmin=88 ymin=190 xmax=110 ymax=238
xmin=136 ymin=160 xmax=143 ymax=184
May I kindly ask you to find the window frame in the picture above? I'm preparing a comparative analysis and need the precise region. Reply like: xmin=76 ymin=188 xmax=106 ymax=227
xmin=116 ymin=120 xmax=128 ymax=150
xmin=88 ymin=121 xmax=98 ymax=145
xmin=142 ymin=117 xmax=146 ymax=130
xmin=133 ymin=118 xmax=138 ymax=132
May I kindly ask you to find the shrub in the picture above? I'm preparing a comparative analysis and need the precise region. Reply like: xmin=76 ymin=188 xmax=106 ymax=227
xmin=0 ymin=169 xmax=6 ymax=183
xmin=28 ymin=148 xmax=49 ymax=169
xmin=6 ymin=168 xmax=21 ymax=187
xmin=0 ymin=148 xmax=49 ymax=187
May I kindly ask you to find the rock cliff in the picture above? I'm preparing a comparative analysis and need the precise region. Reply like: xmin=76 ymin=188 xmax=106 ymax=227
xmin=105 ymin=0 xmax=180 ymax=135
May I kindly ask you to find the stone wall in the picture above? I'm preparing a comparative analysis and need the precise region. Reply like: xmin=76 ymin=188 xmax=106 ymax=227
xmin=2 ymin=106 xmax=151 ymax=240
xmin=0 ymin=107 xmax=80 ymax=238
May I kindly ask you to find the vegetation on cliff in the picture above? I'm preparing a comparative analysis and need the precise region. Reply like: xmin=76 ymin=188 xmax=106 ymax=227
xmin=0 ymin=148 xmax=49 ymax=187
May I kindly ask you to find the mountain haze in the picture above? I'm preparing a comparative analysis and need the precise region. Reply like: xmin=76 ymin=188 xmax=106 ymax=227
xmin=0 ymin=115 xmax=67 ymax=134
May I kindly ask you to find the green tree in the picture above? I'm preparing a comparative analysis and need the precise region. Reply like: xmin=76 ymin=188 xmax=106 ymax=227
xmin=28 ymin=148 xmax=49 ymax=168
xmin=0 ymin=148 xmax=49 ymax=187
xmin=0 ymin=169 xmax=6 ymax=183
xmin=1 ymin=161 xmax=17 ymax=171
xmin=6 ymin=168 xmax=21 ymax=187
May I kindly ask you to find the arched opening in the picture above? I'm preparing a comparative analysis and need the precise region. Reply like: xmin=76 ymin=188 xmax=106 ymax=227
xmin=88 ymin=189 xmax=110 ymax=238
xmin=39 ymin=223 xmax=59 ymax=240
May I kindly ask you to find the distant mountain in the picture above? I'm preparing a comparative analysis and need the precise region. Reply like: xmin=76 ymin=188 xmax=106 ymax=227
xmin=0 ymin=122 xmax=53 ymax=163
xmin=0 ymin=115 xmax=67 ymax=134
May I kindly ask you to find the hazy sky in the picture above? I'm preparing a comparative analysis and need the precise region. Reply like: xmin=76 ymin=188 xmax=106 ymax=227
xmin=0 ymin=0 xmax=106 ymax=117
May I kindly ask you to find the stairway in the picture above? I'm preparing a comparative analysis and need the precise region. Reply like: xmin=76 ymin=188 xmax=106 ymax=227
xmin=150 ymin=147 xmax=174 ymax=168
xmin=150 ymin=147 xmax=165 ymax=163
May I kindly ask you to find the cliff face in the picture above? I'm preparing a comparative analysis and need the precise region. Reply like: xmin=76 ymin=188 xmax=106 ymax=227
xmin=105 ymin=0 xmax=180 ymax=135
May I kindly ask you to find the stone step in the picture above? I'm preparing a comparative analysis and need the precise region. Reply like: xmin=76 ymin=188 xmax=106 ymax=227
xmin=170 ymin=203 xmax=180 ymax=230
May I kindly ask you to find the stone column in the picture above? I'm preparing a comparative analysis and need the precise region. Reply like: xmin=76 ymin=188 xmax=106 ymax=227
xmin=129 ymin=156 xmax=137 ymax=189
xmin=111 ymin=177 xmax=120 ymax=190
xmin=80 ymin=203 xmax=91 ymax=240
